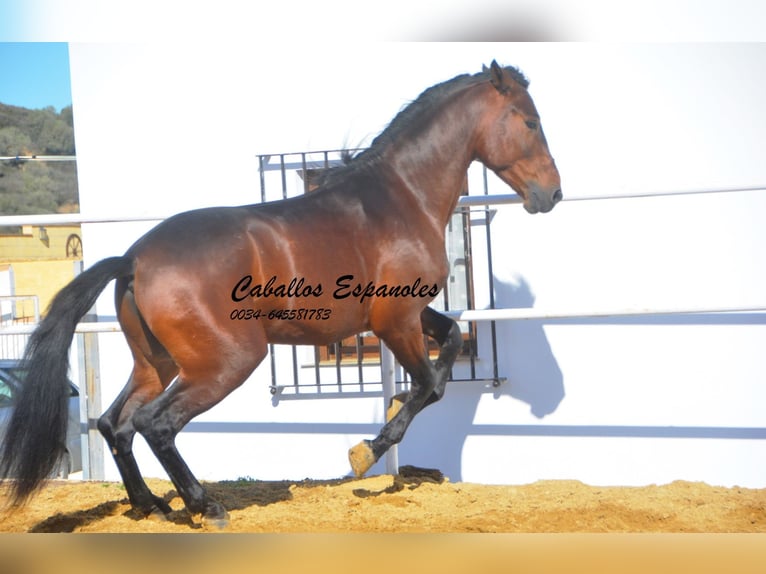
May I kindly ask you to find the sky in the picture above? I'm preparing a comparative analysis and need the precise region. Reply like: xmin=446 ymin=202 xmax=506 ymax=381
xmin=0 ymin=42 xmax=72 ymax=111
xmin=0 ymin=0 xmax=765 ymax=42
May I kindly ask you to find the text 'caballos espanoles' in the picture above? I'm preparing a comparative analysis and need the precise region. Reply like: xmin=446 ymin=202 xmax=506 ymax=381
xmin=231 ymin=274 xmax=440 ymax=305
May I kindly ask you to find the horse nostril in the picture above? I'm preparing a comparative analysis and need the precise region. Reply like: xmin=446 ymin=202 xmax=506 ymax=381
xmin=552 ymin=189 xmax=563 ymax=203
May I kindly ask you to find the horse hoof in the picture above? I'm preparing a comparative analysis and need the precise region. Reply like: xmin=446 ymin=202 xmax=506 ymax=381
xmin=349 ymin=440 xmax=376 ymax=477
xmin=146 ymin=507 xmax=170 ymax=522
xmin=202 ymin=510 xmax=231 ymax=530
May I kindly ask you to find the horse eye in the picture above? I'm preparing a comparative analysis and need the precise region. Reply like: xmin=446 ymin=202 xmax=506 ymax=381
xmin=525 ymin=120 xmax=538 ymax=130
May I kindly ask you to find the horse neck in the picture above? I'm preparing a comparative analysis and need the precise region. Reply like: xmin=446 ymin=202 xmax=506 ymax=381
xmin=382 ymin=86 xmax=488 ymax=232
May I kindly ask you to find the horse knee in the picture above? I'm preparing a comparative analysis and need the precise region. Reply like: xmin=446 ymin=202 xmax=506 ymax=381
xmin=445 ymin=320 xmax=462 ymax=354
xmin=433 ymin=321 xmax=462 ymax=378
xmin=98 ymin=413 xmax=141 ymax=458
xmin=97 ymin=413 xmax=131 ymax=449
xmin=96 ymin=414 xmax=115 ymax=443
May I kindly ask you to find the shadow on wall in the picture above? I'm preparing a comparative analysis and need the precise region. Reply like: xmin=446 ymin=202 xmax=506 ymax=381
xmin=493 ymin=274 xmax=565 ymax=418
xmin=398 ymin=274 xmax=564 ymax=481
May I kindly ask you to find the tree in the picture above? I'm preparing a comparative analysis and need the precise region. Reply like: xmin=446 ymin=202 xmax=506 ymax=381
xmin=0 ymin=126 xmax=32 ymax=156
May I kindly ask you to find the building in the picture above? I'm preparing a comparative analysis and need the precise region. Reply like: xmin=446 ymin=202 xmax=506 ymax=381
xmin=0 ymin=224 xmax=82 ymax=357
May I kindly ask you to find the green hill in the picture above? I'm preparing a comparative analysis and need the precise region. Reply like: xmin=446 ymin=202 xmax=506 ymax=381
xmin=0 ymin=102 xmax=79 ymax=216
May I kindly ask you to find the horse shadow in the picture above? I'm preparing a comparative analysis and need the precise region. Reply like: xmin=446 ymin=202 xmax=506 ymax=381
xmin=491 ymin=274 xmax=565 ymax=418
xmin=398 ymin=274 xmax=565 ymax=482
xmin=26 ymin=473 xmax=443 ymax=531
xmin=27 ymin=480 xmax=297 ymax=532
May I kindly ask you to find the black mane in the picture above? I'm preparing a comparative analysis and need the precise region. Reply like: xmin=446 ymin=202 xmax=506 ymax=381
xmin=315 ymin=64 xmax=528 ymax=187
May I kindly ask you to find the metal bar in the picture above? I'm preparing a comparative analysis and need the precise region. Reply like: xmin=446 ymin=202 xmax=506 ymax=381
xmin=461 ymin=207 xmax=477 ymax=378
xmin=563 ymin=185 xmax=766 ymax=202
xmin=260 ymin=160 xmax=347 ymax=172
xmin=271 ymin=378 xmax=502 ymax=393
xmin=258 ymin=156 xmax=266 ymax=203
xmin=76 ymin=333 xmax=90 ymax=478
xmin=256 ymin=149 xmax=362 ymax=170
xmin=3 ymin=185 xmax=764 ymax=228
xmin=0 ymin=213 xmax=170 ymax=226
xmin=482 ymin=168 xmax=500 ymax=383
xmin=0 ymin=322 xmax=123 ymax=334
xmin=258 ymin=155 xmax=267 ymax=203
xmin=380 ymin=342 xmax=399 ymax=474
xmin=443 ymin=304 xmax=766 ymax=322
xmin=270 ymin=378 xmax=501 ymax=403
xmin=83 ymin=332 xmax=104 ymax=479
xmin=301 ymin=153 xmax=309 ymax=194
xmin=335 ymin=341 xmax=343 ymax=390
xmin=355 ymin=334 xmax=364 ymax=388
xmin=0 ymin=155 xmax=77 ymax=162
xmin=274 ymin=154 xmax=301 ymax=392
xmin=3 ymin=305 xmax=765 ymax=338
xmin=455 ymin=184 xmax=766 ymax=208
xmin=280 ymin=155 xmax=288 ymax=198
xmin=0 ymin=295 xmax=39 ymax=324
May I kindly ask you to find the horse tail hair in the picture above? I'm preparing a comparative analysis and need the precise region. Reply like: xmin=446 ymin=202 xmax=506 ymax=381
xmin=0 ymin=256 xmax=134 ymax=506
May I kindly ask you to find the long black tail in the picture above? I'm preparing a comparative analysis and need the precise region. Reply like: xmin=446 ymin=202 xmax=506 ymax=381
xmin=0 ymin=256 xmax=133 ymax=506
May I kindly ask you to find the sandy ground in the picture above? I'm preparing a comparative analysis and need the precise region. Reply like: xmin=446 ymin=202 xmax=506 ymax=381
xmin=2 ymin=466 xmax=765 ymax=533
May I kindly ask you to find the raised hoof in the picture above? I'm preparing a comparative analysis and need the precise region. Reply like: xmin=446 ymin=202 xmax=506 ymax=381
xmin=348 ymin=440 xmax=376 ymax=477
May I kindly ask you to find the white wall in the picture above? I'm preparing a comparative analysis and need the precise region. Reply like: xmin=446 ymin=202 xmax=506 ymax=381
xmin=69 ymin=42 xmax=766 ymax=487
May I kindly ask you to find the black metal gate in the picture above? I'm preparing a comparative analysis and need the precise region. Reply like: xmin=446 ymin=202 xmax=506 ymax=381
xmin=256 ymin=150 xmax=504 ymax=401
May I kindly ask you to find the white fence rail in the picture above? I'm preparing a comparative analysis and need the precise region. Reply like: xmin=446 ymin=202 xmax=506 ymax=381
xmin=0 ymin=296 xmax=39 ymax=359
xmin=1 ymin=184 xmax=766 ymax=227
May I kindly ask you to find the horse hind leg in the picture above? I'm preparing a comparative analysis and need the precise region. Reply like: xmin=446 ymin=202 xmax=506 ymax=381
xmin=98 ymin=285 xmax=180 ymax=518
xmin=130 ymin=335 xmax=268 ymax=529
xmin=97 ymin=358 xmax=177 ymax=519
xmin=131 ymin=366 xmax=259 ymax=527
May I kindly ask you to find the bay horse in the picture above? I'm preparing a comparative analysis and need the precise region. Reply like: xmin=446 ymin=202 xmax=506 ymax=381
xmin=0 ymin=61 xmax=561 ymax=527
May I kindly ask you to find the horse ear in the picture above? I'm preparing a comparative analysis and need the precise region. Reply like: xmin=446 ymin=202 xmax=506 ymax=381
xmin=489 ymin=60 xmax=511 ymax=95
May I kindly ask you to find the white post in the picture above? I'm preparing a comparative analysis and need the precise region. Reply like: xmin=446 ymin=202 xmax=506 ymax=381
xmin=380 ymin=342 xmax=399 ymax=475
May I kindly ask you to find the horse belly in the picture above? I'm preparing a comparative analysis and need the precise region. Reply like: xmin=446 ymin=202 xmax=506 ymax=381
xmin=258 ymin=302 xmax=369 ymax=346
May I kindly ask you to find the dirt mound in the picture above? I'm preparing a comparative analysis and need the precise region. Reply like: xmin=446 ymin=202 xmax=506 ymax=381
xmin=2 ymin=469 xmax=764 ymax=533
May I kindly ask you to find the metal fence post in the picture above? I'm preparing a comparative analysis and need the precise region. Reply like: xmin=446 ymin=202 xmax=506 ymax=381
xmin=380 ymin=342 xmax=399 ymax=475
xmin=77 ymin=330 xmax=104 ymax=480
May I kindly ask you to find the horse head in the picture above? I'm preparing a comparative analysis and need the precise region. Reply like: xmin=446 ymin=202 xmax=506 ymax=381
xmin=476 ymin=60 xmax=562 ymax=214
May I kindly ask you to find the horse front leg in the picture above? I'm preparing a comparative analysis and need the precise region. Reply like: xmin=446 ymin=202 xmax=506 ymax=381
xmin=386 ymin=307 xmax=462 ymax=422
xmin=349 ymin=318 xmax=444 ymax=477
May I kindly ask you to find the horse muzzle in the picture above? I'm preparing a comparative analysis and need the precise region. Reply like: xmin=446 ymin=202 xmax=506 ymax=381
xmin=524 ymin=187 xmax=562 ymax=214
